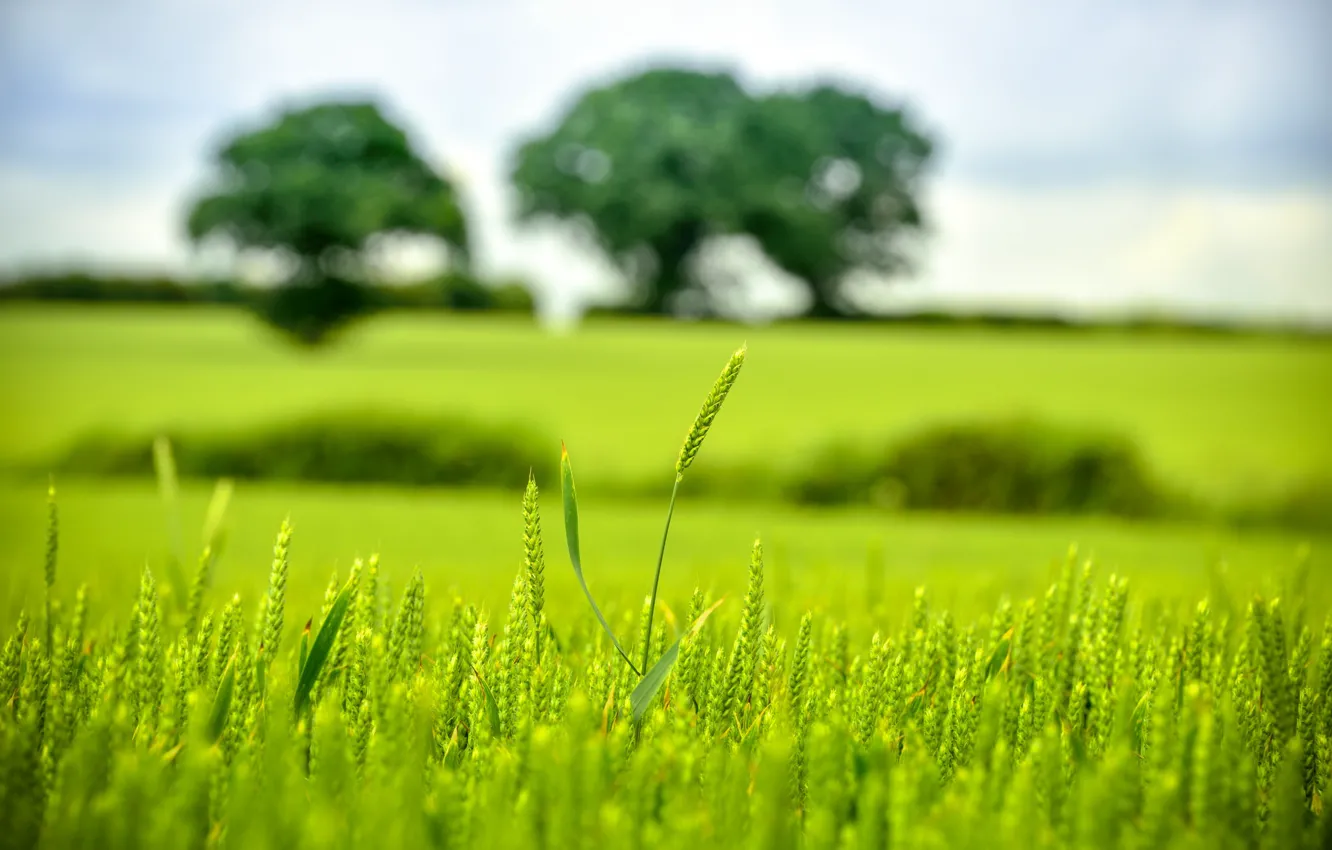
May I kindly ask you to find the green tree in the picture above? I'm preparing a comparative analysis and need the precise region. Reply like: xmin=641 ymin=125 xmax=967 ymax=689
xmin=733 ymin=86 xmax=934 ymax=317
xmin=509 ymin=68 xmax=934 ymax=317
xmin=510 ymin=69 xmax=749 ymax=314
xmin=187 ymin=100 xmax=470 ymax=343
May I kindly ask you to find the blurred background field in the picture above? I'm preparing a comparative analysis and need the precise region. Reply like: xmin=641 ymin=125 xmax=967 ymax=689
xmin=0 ymin=476 xmax=1325 ymax=630
xmin=2 ymin=304 xmax=1327 ymax=498
xmin=0 ymin=303 xmax=1327 ymax=626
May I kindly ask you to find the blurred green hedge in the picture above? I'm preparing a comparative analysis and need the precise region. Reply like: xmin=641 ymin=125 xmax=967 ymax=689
xmin=786 ymin=419 xmax=1165 ymax=517
xmin=1223 ymin=479 xmax=1332 ymax=533
xmin=36 ymin=413 xmax=1325 ymax=532
xmin=51 ymin=411 xmax=552 ymax=490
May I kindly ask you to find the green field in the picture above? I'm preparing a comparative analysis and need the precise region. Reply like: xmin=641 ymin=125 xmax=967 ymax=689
xmin=2 ymin=305 xmax=1329 ymax=499
xmin=1 ymin=304 xmax=1329 ymax=628
xmin=1 ymin=477 xmax=1323 ymax=627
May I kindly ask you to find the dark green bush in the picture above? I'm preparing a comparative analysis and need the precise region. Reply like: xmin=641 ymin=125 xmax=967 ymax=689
xmin=1225 ymin=479 xmax=1332 ymax=533
xmin=256 ymin=276 xmax=373 ymax=345
xmin=435 ymin=271 xmax=536 ymax=313
xmin=52 ymin=411 xmax=553 ymax=489
xmin=788 ymin=419 xmax=1167 ymax=516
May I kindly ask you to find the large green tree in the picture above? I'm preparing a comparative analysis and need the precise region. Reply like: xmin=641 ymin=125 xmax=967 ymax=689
xmin=732 ymin=86 xmax=933 ymax=317
xmin=187 ymin=100 xmax=470 ymax=343
xmin=509 ymin=68 xmax=934 ymax=317
xmin=510 ymin=69 xmax=749 ymax=314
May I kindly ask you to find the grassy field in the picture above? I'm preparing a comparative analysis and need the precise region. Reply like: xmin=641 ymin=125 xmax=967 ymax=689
xmin=1 ymin=305 xmax=1329 ymax=501
xmin=0 ymin=476 xmax=1324 ymax=628
xmin=0 ymin=304 xmax=1326 ymax=619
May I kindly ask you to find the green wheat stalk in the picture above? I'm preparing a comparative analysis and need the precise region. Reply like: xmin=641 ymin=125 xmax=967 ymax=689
xmin=43 ymin=481 xmax=57 ymax=655
xmin=642 ymin=345 xmax=745 ymax=674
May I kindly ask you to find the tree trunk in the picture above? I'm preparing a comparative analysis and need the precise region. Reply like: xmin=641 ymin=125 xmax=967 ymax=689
xmin=804 ymin=278 xmax=851 ymax=319
xmin=635 ymin=222 xmax=703 ymax=315
xmin=637 ymin=273 xmax=675 ymax=314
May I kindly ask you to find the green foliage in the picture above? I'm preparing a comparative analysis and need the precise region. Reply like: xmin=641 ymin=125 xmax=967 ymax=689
xmin=732 ymin=84 xmax=934 ymax=317
xmin=252 ymin=275 xmax=373 ymax=345
xmin=630 ymin=596 xmax=725 ymax=722
xmin=789 ymin=418 xmax=1166 ymax=516
xmin=559 ymin=443 xmax=639 ymax=675
xmin=52 ymin=410 xmax=553 ymax=490
xmin=294 ymin=577 xmax=354 ymax=716
xmin=511 ymin=68 xmax=748 ymax=314
xmin=510 ymin=66 xmax=933 ymax=315
xmin=186 ymin=100 xmax=471 ymax=343
xmin=43 ymin=483 xmax=56 ymax=651
xmin=40 ymin=409 xmax=1332 ymax=531
xmin=210 ymin=656 xmax=237 ymax=742
xmin=1228 ymin=479 xmax=1332 ymax=534
xmin=434 ymin=270 xmax=536 ymax=313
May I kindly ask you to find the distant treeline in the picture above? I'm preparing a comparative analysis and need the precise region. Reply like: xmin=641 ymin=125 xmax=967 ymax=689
xmin=0 ymin=271 xmax=536 ymax=314
xmin=3 ymin=271 xmax=1328 ymax=336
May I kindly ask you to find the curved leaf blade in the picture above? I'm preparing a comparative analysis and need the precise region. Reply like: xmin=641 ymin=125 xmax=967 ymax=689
xmin=561 ymin=443 xmax=640 ymax=676
xmin=470 ymin=663 xmax=503 ymax=738
xmin=208 ymin=655 xmax=236 ymax=743
xmin=293 ymin=577 xmax=354 ymax=715
xmin=984 ymin=627 xmax=1014 ymax=682
xmin=631 ymin=640 xmax=681 ymax=722
xmin=298 ymin=619 xmax=311 ymax=676
xmin=630 ymin=596 xmax=725 ymax=722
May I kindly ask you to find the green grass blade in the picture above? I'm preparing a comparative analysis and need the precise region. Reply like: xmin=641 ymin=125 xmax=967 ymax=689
xmin=293 ymin=577 xmax=354 ymax=716
xmin=984 ymin=627 xmax=1014 ymax=681
xmin=152 ymin=435 xmax=189 ymax=611
xmin=470 ymin=662 xmax=503 ymax=738
xmin=642 ymin=476 xmax=680 ymax=674
xmin=201 ymin=477 xmax=234 ymax=553
xmin=208 ymin=655 xmax=236 ymax=743
xmin=298 ymin=619 xmax=311 ymax=676
xmin=630 ymin=596 xmax=725 ymax=721
xmin=560 ymin=443 xmax=641 ymax=676
xmin=631 ymin=639 xmax=681 ymax=722
xmin=44 ymin=481 xmax=56 ymax=654
xmin=254 ymin=645 xmax=267 ymax=703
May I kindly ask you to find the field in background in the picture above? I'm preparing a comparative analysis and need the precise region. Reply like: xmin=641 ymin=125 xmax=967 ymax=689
xmin=0 ymin=476 xmax=1325 ymax=625
xmin=1 ymin=305 xmax=1329 ymax=501
xmin=0 ymin=304 xmax=1326 ymax=628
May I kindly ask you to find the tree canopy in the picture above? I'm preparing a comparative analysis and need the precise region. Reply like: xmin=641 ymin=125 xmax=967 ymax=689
xmin=510 ymin=68 xmax=934 ymax=317
xmin=187 ymin=100 xmax=470 ymax=343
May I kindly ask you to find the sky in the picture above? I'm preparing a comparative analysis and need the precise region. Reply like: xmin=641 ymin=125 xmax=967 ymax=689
xmin=0 ymin=0 xmax=1329 ymax=322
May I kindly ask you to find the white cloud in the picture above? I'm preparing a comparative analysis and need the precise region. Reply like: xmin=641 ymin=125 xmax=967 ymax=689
xmin=0 ymin=166 xmax=189 ymax=270
xmin=897 ymin=182 xmax=1332 ymax=321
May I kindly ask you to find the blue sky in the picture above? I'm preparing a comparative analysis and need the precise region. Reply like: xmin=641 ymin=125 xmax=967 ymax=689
xmin=1 ymin=0 xmax=1329 ymax=320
